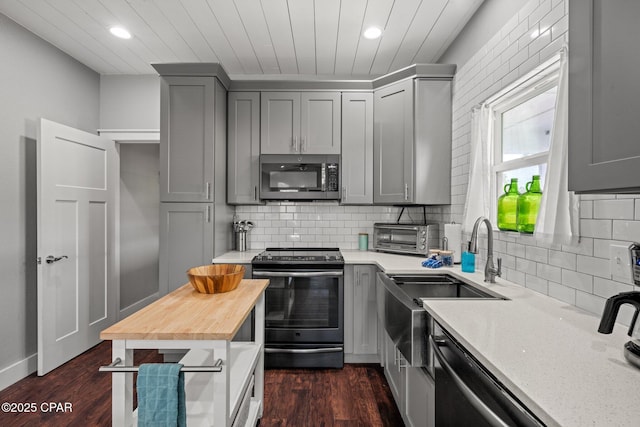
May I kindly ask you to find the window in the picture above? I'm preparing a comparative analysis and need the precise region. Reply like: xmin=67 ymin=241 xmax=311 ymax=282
xmin=488 ymin=68 xmax=559 ymax=225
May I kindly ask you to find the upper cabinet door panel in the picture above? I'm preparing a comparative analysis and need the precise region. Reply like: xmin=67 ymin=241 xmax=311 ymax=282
xmin=374 ymin=79 xmax=414 ymax=204
xmin=569 ymin=0 xmax=640 ymax=193
xmin=342 ymin=92 xmax=373 ymax=204
xmin=260 ymin=92 xmax=301 ymax=154
xmin=228 ymin=92 xmax=261 ymax=204
xmin=160 ymin=76 xmax=215 ymax=202
xmin=300 ymin=92 xmax=341 ymax=154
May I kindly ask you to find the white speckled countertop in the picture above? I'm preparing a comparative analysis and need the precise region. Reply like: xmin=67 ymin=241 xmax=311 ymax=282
xmin=214 ymin=249 xmax=640 ymax=426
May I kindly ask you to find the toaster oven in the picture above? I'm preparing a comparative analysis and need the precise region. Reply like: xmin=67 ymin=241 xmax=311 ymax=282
xmin=373 ymin=223 xmax=440 ymax=256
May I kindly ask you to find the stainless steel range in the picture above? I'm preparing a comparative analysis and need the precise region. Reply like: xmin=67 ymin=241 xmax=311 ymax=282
xmin=252 ymin=248 xmax=344 ymax=368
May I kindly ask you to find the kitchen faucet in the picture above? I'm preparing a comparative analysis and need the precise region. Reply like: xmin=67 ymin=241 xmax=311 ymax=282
xmin=469 ymin=216 xmax=502 ymax=283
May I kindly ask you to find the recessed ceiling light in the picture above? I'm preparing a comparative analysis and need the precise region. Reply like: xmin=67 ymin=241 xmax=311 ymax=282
xmin=110 ymin=26 xmax=132 ymax=39
xmin=363 ymin=27 xmax=382 ymax=40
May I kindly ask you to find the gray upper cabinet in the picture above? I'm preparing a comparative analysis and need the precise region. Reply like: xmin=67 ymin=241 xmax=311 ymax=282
xmin=374 ymin=79 xmax=451 ymax=205
xmin=342 ymin=92 xmax=374 ymax=204
xmin=159 ymin=76 xmax=217 ymax=202
xmin=260 ymin=92 xmax=300 ymax=154
xmin=300 ymin=92 xmax=341 ymax=154
xmin=261 ymin=91 xmax=341 ymax=154
xmin=569 ymin=0 xmax=640 ymax=193
xmin=228 ymin=92 xmax=261 ymax=204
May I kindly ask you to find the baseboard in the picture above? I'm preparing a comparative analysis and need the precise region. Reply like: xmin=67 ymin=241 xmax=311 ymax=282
xmin=0 ymin=354 xmax=37 ymax=391
xmin=119 ymin=292 xmax=159 ymax=320
xmin=345 ymin=354 xmax=380 ymax=364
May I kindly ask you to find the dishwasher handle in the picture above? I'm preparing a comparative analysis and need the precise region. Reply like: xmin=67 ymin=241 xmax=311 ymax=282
xmin=429 ymin=335 xmax=511 ymax=427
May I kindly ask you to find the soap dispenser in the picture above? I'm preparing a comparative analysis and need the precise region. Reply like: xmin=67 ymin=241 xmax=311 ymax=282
xmin=461 ymin=242 xmax=475 ymax=273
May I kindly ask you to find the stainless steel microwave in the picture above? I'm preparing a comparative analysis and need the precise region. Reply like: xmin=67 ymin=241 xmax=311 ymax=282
xmin=260 ymin=154 xmax=340 ymax=200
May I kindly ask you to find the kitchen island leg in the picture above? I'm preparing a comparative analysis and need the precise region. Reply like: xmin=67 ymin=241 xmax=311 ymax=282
xmin=112 ymin=340 xmax=133 ymax=427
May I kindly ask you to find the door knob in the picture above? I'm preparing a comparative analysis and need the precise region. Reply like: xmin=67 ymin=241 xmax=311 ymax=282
xmin=45 ymin=255 xmax=68 ymax=264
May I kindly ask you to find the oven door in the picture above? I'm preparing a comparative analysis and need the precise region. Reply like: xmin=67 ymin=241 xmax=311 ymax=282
xmin=252 ymin=269 xmax=344 ymax=344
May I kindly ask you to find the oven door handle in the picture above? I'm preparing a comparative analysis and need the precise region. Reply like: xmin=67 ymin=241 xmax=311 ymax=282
xmin=265 ymin=347 xmax=343 ymax=354
xmin=253 ymin=270 xmax=343 ymax=278
xmin=429 ymin=335 xmax=511 ymax=427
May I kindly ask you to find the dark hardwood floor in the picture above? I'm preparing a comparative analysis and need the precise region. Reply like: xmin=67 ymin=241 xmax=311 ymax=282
xmin=0 ymin=343 xmax=403 ymax=426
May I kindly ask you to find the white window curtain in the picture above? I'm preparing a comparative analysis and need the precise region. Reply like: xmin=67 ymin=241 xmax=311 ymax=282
xmin=462 ymin=104 xmax=494 ymax=233
xmin=534 ymin=47 xmax=580 ymax=245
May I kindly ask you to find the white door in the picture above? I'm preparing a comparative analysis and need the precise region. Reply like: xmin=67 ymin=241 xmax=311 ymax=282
xmin=37 ymin=119 xmax=118 ymax=375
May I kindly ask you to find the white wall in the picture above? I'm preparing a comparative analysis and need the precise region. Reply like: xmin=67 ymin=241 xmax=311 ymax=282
xmin=99 ymin=75 xmax=160 ymax=130
xmin=0 ymin=13 xmax=99 ymax=386
xmin=446 ymin=0 xmax=639 ymax=325
xmin=119 ymin=144 xmax=160 ymax=312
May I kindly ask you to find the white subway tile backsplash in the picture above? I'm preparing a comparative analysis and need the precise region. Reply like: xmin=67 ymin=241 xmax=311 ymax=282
xmin=561 ymin=269 xmax=593 ymax=293
xmin=612 ymin=220 xmax=640 ymax=242
xmin=526 ymin=246 xmax=548 ymax=263
xmin=516 ymin=258 xmax=537 ymax=275
xmin=526 ymin=274 xmax=549 ymax=294
xmin=576 ymin=255 xmax=610 ymax=279
xmin=575 ymin=291 xmax=605 ymax=317
xmin=537 ymin=263 xmax=562 ymax=283
xmin=548 ymin=281 xmax=576 ymax=305
xmin=593 ymin=199 xmax=634 ymax=220
xmin=580 ymin=200 xmax=593 ymax=219
xmin=548 ymin=249 xmax=577 ymax=270
xmin=593 ymin=277 xmax=634 ymax=299
xmin=580 ymin=219 xmax=612 ymax=239
xmin=562 ymin=237 xmax=593 ymax=256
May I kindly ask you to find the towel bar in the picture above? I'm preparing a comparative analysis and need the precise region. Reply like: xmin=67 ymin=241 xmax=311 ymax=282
xmin=99 ymin=357 xmax=223 ymax=373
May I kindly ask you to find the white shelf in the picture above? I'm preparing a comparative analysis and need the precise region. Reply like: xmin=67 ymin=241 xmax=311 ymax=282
xmin=178 ymin=342 xmax=261 ymax=424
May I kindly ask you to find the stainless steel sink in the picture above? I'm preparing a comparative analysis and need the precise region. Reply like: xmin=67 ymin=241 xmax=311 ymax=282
xmin=376 ymin=273 xmax=506 ymax=371
xmin=390 ymin=274 xmax=507 ymax=300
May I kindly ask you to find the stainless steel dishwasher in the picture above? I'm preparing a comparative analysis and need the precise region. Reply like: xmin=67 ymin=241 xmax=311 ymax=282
xmin=430 ymin=323 xmax=546 ymax=427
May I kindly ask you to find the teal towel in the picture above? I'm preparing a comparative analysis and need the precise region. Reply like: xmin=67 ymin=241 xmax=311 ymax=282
xmin=137 ymin=363 xmax=186 ymax=427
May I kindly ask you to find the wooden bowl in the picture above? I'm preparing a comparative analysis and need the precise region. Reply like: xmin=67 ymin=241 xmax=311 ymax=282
xmin=186 ymin=264 xmax=245 ymax=294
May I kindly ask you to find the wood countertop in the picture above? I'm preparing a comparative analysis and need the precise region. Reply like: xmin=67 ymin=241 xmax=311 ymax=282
xmin=100 ymin=279 xmax=269 ymax=341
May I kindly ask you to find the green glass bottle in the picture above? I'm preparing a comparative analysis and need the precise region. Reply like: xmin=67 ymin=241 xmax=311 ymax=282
xmin=497 ymin=178 xmax=520 ymax=231
xmin=517 ymin=175 xmax=543 ymax=233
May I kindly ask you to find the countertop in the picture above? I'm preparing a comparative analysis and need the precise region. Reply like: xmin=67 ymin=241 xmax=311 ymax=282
xmin=101 ymin=279 xmax=269 ymax=341
xmin=213 ymin=250 xmax=640 ymax=426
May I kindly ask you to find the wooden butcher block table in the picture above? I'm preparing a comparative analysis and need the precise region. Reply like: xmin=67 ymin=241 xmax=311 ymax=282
xmin=100 ymin=279 xmax=269 ymax=427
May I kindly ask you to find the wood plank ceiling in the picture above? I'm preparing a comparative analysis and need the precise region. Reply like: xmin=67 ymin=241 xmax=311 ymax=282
xmin=0 ymin=0 xmax=484 ymax=77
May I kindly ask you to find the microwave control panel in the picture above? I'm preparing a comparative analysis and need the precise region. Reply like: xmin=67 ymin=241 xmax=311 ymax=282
xmin=326 ymin=163 xmax=339 ymax=192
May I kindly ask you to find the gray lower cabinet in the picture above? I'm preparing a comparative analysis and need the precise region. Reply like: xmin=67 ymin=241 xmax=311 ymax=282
xmin=261 ymin=91 xmax=341 ymax=154
xmin=159 ymin=203 xmax=214 ymax=295
xmin=568 ymin=0 xmax=640 ymax=193
xmin=227 ymin=92 xmax=261 ymax=204
xmin=373 ymin=78 xmax=451 ymax=205
xmin=382 ymin=330 xmax=435 ymax=427
xmin=405 ymin=365 xmax=435 ymax=427
xmin=341 ymin=92 xmax=374 ymax=204
xmin=345 ymin=265 xmax=378 ymax=362
xmin=384 ymin=331 xmax=406 ymax=409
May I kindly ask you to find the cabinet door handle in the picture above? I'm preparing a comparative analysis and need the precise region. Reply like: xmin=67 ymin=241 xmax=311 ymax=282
xmin=254 ymin=186 xmax=258 ymax=201
xmin=300 ymin=137 xmax=305 ymax=152
xmin=292 ymin=136 xmax=298 ymax=153
xmin=342 ymin=186 xmax=346 ymax=201
xmin=206 ymin=182 xmax=211 ymax=200
xmin=404 ymin=183 xmax=409 ymax=201
xmin=205 ymin=206 xmax=211 ymax=223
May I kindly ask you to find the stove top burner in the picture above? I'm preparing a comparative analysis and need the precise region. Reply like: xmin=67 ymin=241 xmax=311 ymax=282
xmin=252 ymin=247 xmax=344 ymax=264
